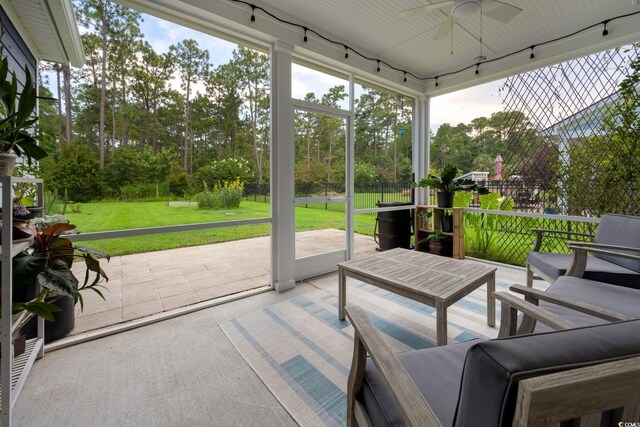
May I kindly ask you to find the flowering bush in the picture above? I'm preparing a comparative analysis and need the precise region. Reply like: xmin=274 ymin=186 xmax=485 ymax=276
xmin=195 ymin=158 xmax=253 ymax=191
xmin=354 ymin=161 xmax=377 ymax=184
xmin=196 ymin=178 xmax=244 ymax=210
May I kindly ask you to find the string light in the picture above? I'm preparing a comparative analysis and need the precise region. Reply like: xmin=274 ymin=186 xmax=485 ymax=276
xmin=249 ymin=5 xmax=256 ymax=26
xmin=403 ymin=72 xmax=407 ymax=83
xmin=229 ymin=1 xmax=639 ymax=86
xmin=475 ymin=64 xmax=479 ymax=75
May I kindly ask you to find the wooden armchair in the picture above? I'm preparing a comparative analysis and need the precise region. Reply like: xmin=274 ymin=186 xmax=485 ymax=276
xmin=346 ymin=297 xmax=640 ymax=427
xmin=526 ymin=213 xmax=640 ymax=288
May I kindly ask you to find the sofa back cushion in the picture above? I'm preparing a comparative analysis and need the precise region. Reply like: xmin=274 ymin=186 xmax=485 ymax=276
xmin=593 ymin=213 xmax=640 ymax=273
xmin=453 ymin=319 xmax=640 ymax=427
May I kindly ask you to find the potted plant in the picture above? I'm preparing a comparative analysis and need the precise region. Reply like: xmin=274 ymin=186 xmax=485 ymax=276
xmin=0 ymin=49 xmax=48 ymax=176
xmin=441 ymin=210 xmax=453 ymax=232
xmin=10 ymin=219 xmax=109 ymax=342
xmin=417 ymin=209 xmax=432 ymax=229
xmin=419 ymin=230 xmax=446 ymax=256
xmin=416 ymin=164 xmax=488 ymax=208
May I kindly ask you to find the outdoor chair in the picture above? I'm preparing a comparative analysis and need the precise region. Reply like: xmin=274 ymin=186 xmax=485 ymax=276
xmin=526 ymin=213 xmax=640 ymax=288
xmin=346 ymin=299 xmax=640 ymax=427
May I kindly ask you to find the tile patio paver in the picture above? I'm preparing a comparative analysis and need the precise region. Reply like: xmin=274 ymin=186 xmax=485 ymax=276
xmin=70 ymin=228 xmax=377 ymax=335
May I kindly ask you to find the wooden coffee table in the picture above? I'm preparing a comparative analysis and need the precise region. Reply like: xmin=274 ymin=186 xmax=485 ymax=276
xmin=338 ymin=248 xmax=496 ymax=346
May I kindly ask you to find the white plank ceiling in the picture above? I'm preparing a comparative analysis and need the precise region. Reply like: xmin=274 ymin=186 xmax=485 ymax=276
xmin=121 ymin=0 xmax=640 ymax=94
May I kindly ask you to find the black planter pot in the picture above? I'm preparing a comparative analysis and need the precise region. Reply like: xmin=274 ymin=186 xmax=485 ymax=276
xmin=14 ymin=279 xmax=76 ymax=343
xmin=436 ymin=191 xmax=453 ymax=208
xmin=44 ymin=296 xmax=75 ymax=343
xmin=441 ymin=215 xmax=453 ymax=233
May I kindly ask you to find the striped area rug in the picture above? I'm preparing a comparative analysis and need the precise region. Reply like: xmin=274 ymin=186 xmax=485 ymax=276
xmin=220 ymin=280 xmax=506 ymax=427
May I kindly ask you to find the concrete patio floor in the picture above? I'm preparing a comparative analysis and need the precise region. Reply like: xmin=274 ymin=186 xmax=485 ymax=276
xmin=72 ymin=229 xmax=378 ymax=335
xmin=15 ymin=261 xmax=539 ymax=427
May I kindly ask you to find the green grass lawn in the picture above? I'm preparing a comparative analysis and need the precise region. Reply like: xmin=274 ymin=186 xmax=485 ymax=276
xmin=65 ymin=200 xmax=378 ymax=255
xmin=64 ymin=199 xmax=564 ymax=268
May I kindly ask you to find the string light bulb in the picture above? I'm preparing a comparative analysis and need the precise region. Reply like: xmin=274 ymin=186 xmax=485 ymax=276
xmin=230 ymin=0 xmax=637 ymax=86
xmin=250 ymin=5 xmax=256 ymax=26
xmin=475 ymin=64 xmax=480 ymax=75
xmin=249 ymin=5 xmax=256 ymax=27
xmin=403 ymin=72 xmax=407 ymax=83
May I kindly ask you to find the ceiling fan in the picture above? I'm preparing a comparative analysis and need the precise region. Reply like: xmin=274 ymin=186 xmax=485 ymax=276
xmin=399 ymin=0 xmax=523 ymax=41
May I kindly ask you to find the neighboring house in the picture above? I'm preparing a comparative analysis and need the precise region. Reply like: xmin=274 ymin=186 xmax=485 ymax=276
xmin=544 ymin=83 xmax=640 ymax=153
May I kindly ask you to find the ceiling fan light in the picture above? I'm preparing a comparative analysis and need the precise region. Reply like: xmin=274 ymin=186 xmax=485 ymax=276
xmin=452 ymin=0 xmax=480 ymax=17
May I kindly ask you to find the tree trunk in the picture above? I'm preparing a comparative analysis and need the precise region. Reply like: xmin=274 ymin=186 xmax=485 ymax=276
xmin=121 ymin=78 xmax=128 ymax=147
xmin=55 ymin=65 xmax=63 ymax=147
xmin=111 ymin=78 xmax=117 ymax=148
xmin=99 ymin=20 xmax=108 ymax=167
xmin=306 ymin=124 xmax=311 ymax=168
xmin=63 ymin=65 xmax=72 ymax=144
xmin=183 ymin=79 xmax=190 ymax=172
xmin=327 ymin=131 xmax=333 ymax=183
xmin=152 ymin=100 xmax=158 ymax=155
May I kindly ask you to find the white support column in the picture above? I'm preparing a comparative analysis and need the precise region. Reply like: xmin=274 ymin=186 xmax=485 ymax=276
xmin=346 ymin=74 xmax=355 ymax=260
xmin=270 ymin=40 xmax=296 ymax=292
xmin=413 ymin=95 xmax=430 ymax=205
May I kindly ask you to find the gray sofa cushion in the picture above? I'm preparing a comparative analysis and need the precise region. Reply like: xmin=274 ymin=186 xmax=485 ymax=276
xmin=527 ymin=251 xmax=640 ymax=289
xmin=361 ymin=340 xmax=477 ymax=427
xmin=534 ymin=276 xmax=640 ymax=333
xmin=593 ymin=214 xmax=640 ymax=273
xmin=454 ymin=319 xmax=640 ymax=427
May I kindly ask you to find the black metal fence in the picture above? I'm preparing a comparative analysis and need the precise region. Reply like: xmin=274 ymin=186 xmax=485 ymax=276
xmin=243 ymin=182 xmax=414 ymax=211
xmin=469 ymin=180 xmax=557 ymax=213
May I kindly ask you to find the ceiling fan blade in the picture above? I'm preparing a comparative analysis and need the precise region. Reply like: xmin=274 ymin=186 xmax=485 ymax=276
xmin=482 ymin=0 xmax=523 ymax=24
xmin=433 ymin=16 xmax=456 ymax=41
xmin=398 ymin=1 xmax=454 ymax=19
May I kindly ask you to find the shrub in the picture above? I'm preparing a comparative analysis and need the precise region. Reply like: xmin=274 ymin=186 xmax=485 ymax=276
xmin=195 ymin=158 xmax=253 ymax=191
xmin=196 ymin=179 xmax=244 ymax=210
xmin=120 ymin=183 xmax=160 ymax=200
xmin=40 ymin=142 xmax=104 ymax=202
xmin=168 ymin=172 xmax=191 ymax=197
xmin=103 ymin=146 xmax=143 ymax=191
xmin=354 ymin=161 xmax=377 ymax=184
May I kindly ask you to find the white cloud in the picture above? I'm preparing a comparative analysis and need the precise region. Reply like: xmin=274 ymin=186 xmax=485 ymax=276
xmin=430 ymin=79 xmax=505 ymax=132
xmin=292 ymin=64 xmax=350 ymax=108
xmin=140 ymin=15 xmax=237 ymax=67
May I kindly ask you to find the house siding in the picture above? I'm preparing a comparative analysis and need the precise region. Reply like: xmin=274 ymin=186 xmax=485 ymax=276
xmin=0 ymin=4 xmax=37 ymax=89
